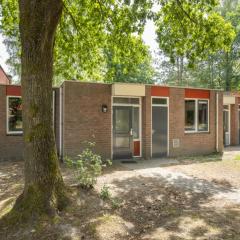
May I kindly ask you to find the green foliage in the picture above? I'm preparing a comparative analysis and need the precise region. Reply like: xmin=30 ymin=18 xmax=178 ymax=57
xmin=0 ymin=0 xmax=21 ymax=80
xmin=100 ymin=185 xmax=111 ymax=200
xmin=104 ymin=37 xmax=154 ymax=83
xmin=110 ymin=197 xmax=122 ymax=210
xmin=0 ymin=0 xmax=153 ymax=84
xmin=155 ymin=0 xmax=236 ymax=65
xmin=66 ymin=142 xmax=112 ymax=189
xmin=99 ymin=185 xmax=122 ymax=209
xmin=1 ymin=0 xmax=236 ymax=86
xmin=154 ymin=0 xmax=240 ymax=90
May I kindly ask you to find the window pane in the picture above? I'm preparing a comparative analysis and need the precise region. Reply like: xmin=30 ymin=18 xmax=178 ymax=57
xmin=130 ymin=98 xmax=140 ymax=104
xmin=223 ymin=111 xmax=229 ymax=132
xmin=185 ymin=100 xmax=196 ymax=131
xmin=133 ymin=107 xmax=139 ymax=139
xmin=8 ymin=97 xmax=23 ymax=133
xmin=198 ymin=100 xmax=208 ymax=131
xmin=152 ymin=98 xmax=167 ymax=105
xmin=113 ymin=97 xmax=139 ymax=104
xmin=115 ymin=109 xmax=130 ymax=132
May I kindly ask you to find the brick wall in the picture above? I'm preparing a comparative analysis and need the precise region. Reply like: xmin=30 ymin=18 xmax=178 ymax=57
xmin=168 ymin=88 xmax=223 ymax=157
xmin=218 ymin=93 xmax=224 ymax=152
xmin=0 ymin=85 xmax=23 ymax=161
xmin=62 ymin=81 xmax=112 ymax=160
xmin=0 ymin=67 xmax=10 ymax=85
xmin=142 ymin=86 xmax=151 ymax=159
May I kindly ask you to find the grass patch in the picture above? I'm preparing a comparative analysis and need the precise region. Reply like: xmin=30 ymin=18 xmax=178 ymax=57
xmin=234 ymin=154 xmax=240 ymax=160
xmin=177 ymin=153 xmax=222 ymax=164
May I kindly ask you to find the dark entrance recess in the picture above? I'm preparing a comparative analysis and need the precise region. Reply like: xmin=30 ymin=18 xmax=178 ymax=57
xmin=152 ymin=98 xmax=168 ymax=158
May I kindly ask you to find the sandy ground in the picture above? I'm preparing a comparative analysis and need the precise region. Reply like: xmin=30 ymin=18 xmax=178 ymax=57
xmin=1 ymin=147 xmax=240 ymax=239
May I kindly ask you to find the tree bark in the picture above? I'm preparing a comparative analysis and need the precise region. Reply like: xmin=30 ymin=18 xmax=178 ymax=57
xmin=225 ymin=52 xmax=232 ymax=91
xmin=13 ymin=0 xmax=67 ymax=218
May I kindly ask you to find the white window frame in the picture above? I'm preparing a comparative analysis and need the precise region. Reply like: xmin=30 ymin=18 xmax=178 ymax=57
xmin=6 ymin=96 xmax=23 ymax=135
xmin=112 ymin=96 xmax=142 ymax=158
xmin=184 ymin=98 xmax=210 ymax=133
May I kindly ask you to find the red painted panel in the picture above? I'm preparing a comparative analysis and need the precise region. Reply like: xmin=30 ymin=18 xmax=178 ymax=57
xmin=185 ymin=89 xmax=210 ymax=99
xmin=151 ymin=86 xmax=170 ymax=97
xmin=134 ymin=141 xmax=140 ymax=156
xmin=6 ymin=85 xmax=21 ymax=96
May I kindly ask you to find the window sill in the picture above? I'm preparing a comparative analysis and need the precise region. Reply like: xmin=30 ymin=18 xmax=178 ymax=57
xmin=7 ymin=132 xmax=23 ymax=136
xmin=185 ymin=131 xmax=210 ymax=134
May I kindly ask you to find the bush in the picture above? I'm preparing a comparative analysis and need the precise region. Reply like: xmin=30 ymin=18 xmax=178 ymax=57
xmin=100 ymin=185 xmax=111 ymax=200
xmin=66 ymin=142 xmax=111 ymax=189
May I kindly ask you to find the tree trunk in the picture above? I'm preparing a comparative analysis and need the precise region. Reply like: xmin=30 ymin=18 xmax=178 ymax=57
xmin=13 ymin=0 xmax=67 ymax=218
xmin=225 ymin=52 xmax=232 ymax=91
xmin=176 ymin=56 xmax=183 ymax=85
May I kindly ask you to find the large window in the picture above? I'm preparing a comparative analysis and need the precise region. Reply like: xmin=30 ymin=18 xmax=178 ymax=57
xmin=185 ymin=99 xmax=209 ymax=132
xmin=185 ymin=100 xmax=196 ymax=131
xmin=7 ymin=97 xmax=23 ymax=134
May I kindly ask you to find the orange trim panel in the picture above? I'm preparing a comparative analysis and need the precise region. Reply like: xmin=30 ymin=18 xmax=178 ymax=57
xmin=151 ymin=86 xmax=170 ymax=97
xmin=6 ymin=85 xmax=21 ymax=96
xmin=185 ymin=89 xmax=210 ymax=99
xmin=134 ymin=141 xmax=140 ymax=156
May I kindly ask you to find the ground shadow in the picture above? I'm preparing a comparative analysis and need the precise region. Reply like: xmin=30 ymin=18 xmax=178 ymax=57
xmin=0 ymin=161 xmax=240 ymax=240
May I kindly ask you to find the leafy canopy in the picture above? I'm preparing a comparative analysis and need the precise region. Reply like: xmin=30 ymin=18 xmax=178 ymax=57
xmin=155 ymin=0 xmax=236 ymax=66
xmin=0 ymin=0 xmax=236 ymax=83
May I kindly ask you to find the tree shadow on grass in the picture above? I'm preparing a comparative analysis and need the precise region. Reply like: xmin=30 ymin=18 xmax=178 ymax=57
xmin=106 ymin=174 xmax=240 ymax=240
xmin=1 ymin=162 xmax=240 ymax=240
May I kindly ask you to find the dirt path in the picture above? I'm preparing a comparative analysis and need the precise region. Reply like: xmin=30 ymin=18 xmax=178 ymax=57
xmin=1 ymin=148 xmax=240 ymax=240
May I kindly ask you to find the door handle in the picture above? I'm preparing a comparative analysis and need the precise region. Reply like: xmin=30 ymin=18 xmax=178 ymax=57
xmin=130 ymin=128 xmax=133 ymax=136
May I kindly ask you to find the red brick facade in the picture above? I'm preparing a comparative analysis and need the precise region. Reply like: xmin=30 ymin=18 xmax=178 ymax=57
xmin=62 ymin=81 xmax=112 ymax=159
xmin=0 ymin=85 xmax=23 ymax=161
xmin=0 ymin=82 xmax=225 ymax=161
xmin=168 ymin=88 xmax=223 ymax=156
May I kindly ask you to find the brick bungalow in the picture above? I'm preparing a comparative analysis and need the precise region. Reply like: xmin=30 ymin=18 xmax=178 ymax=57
xmin=0 ymin=81 xmax=224 ymax=161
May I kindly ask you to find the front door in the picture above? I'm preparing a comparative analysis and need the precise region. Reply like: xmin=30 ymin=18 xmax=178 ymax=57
xmin=113 ymin=106 xmax=133 ymax=159
xmin=152 ymin=98 xmax=168 ymax=158
xmin=223 ymin=105 xmax=230 ymax=146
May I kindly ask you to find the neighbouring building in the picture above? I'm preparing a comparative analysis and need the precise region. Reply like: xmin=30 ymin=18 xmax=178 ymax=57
xmin=223 ymin=92 xmax=240 ymax=146
xmin=0 ymin=81 xmax=224 ymax=161
xmin=0 ymin=65 xmax=11 ymax=85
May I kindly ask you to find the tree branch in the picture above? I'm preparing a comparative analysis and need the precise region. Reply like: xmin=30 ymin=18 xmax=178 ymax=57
xmin=176 ymin=0 xmax=198 ymax=25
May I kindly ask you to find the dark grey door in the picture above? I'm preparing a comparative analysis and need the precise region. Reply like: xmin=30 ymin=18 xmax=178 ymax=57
xmin=152 ymin=106 xmax=168 ymax=157
xmin=113 ymin=106 xmax=133 ymax=159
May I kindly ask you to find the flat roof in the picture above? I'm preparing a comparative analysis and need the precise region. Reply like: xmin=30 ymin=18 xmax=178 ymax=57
xmin=61 ymin=80 xmax=224 ymax=92
xmin=0 ymin=80 xmax=225 ymax=92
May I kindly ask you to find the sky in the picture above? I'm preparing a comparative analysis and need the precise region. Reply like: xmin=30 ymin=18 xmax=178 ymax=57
xmin=0 ymin=20 xmax=158 ymax=75
xmin=0 ymin=34 xmax=9 ymax=71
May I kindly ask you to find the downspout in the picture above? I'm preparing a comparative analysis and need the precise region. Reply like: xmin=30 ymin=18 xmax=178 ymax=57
xmin=216 ymin=92 xmax=219 ymax=152
xmin=59 ymin=86 xmax=63 ymax=160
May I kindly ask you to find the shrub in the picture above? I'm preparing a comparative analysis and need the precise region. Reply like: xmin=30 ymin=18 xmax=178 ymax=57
xmin=100 ymin=185 xmax=111 ymax=200
xmin=66 ymin=142 xmax=111 ymax=189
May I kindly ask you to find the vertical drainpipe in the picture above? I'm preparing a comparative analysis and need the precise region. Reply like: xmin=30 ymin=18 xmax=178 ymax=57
xmin=216 ymin=92 xmax=219 ymax=152
xmin=59 ymin=85 xmax=63 ymax=160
